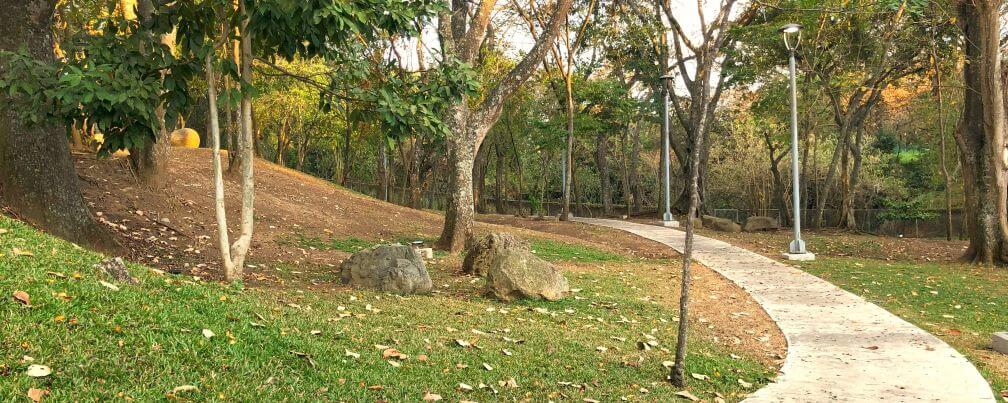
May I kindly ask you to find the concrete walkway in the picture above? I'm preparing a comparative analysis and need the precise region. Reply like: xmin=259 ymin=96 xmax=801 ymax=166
xmin=573 ymin=218 xmax=995 ymax=402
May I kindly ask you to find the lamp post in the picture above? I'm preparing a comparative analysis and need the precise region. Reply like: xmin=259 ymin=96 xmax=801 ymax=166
xmin=781 ymin=23 xmax=813 ymax=260
xmin=660 ymin=74 xmax=678 ymax=227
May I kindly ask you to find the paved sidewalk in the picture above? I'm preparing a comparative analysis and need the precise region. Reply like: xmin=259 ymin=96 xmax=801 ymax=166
xmin=574 ymin=218 xmax=995 ymax=402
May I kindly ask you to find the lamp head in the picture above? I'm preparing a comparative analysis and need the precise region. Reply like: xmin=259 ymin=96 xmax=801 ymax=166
xmin=779 ymin=23 xmax=802 ymax=51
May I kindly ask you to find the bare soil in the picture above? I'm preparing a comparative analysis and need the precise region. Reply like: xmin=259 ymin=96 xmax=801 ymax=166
xmin=52 ymin=148 xmax=785 ymax=368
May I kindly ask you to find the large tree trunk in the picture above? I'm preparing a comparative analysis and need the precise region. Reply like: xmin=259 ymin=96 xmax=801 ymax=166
xmin=0 ymin=0 xmax=111 ymax=250
xmin=436 ymin=102 xmax=480 ymax=251
xmin=128 ymin=0 xmax=171 ymax=188
xmin=956 ymin=0 xmax=1008 ymax=265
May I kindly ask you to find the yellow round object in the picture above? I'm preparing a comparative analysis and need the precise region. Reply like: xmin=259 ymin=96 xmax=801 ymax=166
xmin=170 ymin=128 xmax=201 ymax=148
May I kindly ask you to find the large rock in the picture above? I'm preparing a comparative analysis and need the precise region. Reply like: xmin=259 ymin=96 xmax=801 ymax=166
xmin=339 ymin=244 xmax=432 ymax=294
xmin=743 ymin=216 xmax=780 ymax=232
xmin=462 ymin=232 xmax=530 ymax=276
xmin=485 ymin=250 xmax=569 ymax=302
xmin=701 ymin=215 xmax=742 ymax=233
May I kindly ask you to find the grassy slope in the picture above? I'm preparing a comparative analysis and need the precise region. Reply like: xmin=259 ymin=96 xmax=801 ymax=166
xmin=1 ymin=216 xmax=772 ymax=401
xmin=796 ymin=257 xmax=1007 ymax=397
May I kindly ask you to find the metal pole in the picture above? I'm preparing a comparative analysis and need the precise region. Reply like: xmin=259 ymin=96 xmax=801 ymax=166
xmin=788 ymin=49 xmax=807 ymax=254
xmin=662 ymin=82 xmax=673 ymax=223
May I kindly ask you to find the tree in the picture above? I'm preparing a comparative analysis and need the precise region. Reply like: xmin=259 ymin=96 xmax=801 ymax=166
xmin=0 ymin=0 xmax=111 ymax=250
xmin=955 ymin=0 xmax=1007 ymax=265
xmin=659 ymin=0 xmax=751 ymax=387
xmin=434 ymin=0 xmax=574 ymax=251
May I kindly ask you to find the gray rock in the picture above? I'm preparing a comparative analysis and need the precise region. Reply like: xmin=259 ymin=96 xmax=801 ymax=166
xmin=701 ymin=215 xmax=742 ymax=233
xmin=485 ymin=250 xmax=569 ymax=302
xmin=95 ymin=257 xmax=137 ymax=284
xmin=339 ymin=244 xmax=432 ymax=295
xmin=993 ymin=332 xmax=1008 ymax=355
xmin=743 ymin=216 xmax=780 ymax=232
xmin=462 ymin=232 xmax=530 ymax=276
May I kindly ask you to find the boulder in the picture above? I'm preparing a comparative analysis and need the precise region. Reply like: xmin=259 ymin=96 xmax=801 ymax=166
xmin=94 ymin=257 xmax=137 ymax=284
xmin=701 ymin=215 xmax=741 ymax=233
xmin=743 ymin=216 xmax=780 ymax=232
xmin=462 ymin=232 xmax=530 ymax=276
xmin=339 ymin=244 xmax=432 ymax=295
xmin=485 ymin=250 xmax=569 ymax=302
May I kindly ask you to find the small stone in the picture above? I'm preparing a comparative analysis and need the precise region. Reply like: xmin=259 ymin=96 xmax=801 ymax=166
xmin=993 ymin=332 xmax=1008 ymax=355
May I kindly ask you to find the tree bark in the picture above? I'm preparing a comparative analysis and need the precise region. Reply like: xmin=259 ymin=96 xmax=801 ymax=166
xmin=378 ymin=137 xmax=389 ymax=201
xmin=435 ymin=0 xmax=573 ymax=251
xmin=0 ymin=0 xmax=112 ymax=250
xmin=596 ymin=131 xmax=612 ymax=216
xmin=561 ymin=76 xmax=575 ymax=220
xmin=956 ymin=0 xmax=1008 ymax=265
xmin=494 ymin=139 xmax=506 ymax=213
xmin=128 ymin=0 xmax=171 ymax=188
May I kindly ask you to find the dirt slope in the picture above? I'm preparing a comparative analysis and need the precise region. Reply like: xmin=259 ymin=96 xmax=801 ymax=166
xmin=71 ymin=148 xmax=668 ymax=279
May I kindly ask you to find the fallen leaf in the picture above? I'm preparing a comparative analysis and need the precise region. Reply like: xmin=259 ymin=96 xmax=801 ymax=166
xmin=417 ymin=354 xmax=428 ymax=362
xmin=738 ymin=379 xmax=753 ymax=389
xmin=691 ymin=373 xmax=709 ymax=381
xmin=864 ymin=345 xmax=879 ymax=350
xmin=170 ymin=385 xmax=198 ymax=394
xmin=458 ymin=383 xmax=474 ymax=392
xmin=12 ymin=291 xmax=30 ymax=305
xmin=310 ymin=330 xmax=322 ymax=336
xmin=25 ymin=365 xmax=51 ymax=377
xmin=675 ymin=391 xmax=699 ymax=401
xmin=0 ymin=228 xmax=7 ymax=235
xmin=455 ymin=339 xmax=471 ymax=348
xmin=422 ymin=392 xmax=443 ymax=401
xmin=382 ymin=348 xmax=407 ymax=360
xmin=12 ymin=247 xmax=34 ymax=257
xmin=482 ymin=362 xmax=493 ymax=371
xmin=98 ymin=281 xmax=119 ymax=291
xmin=499 ymin=377 xmax=518 ymax=388
xmin=661 ymin=360 xmax=674 ymax=369
xmin=27 ymin=388 xmax=48 ymax=402
xmin=344 ymin=349 xmax=360 ymax=359
xmin=202 ymin=329 xmax=215 ymax=339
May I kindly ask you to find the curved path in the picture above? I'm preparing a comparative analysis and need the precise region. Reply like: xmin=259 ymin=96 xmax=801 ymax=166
xmin=573 ymin=218 xmax=995 ymax=402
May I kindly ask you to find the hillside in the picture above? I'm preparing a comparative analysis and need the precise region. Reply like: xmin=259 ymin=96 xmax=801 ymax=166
xmin=71 ymin=149 xmax=672 ymax=284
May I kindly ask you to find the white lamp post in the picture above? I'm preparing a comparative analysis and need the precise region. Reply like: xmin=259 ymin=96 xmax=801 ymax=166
xmin=781 ymin=23 xmax=814 ymax=261
xmin=659 ymin=74 xmax=679 ymax=227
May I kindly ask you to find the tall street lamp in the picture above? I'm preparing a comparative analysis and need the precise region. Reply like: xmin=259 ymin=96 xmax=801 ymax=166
xmin=660 ymin=74 xmax=679 ymax=227
xmin=781 ymin=23 xmax=814 ymax=261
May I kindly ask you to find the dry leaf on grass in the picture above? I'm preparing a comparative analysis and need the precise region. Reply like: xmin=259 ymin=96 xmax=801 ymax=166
xmin=422 ymin=392 xmax=442 ymax=401
xmin=98 ymin=281 xmax=119 ymax=291
xmin=26 ymin=388 xmax=48 ymax=402
xmin=675 ymin=390 xmax=699 ymax=401
xmin=738 ymin=379 xmax=753 ymax=389
xmin=170 ymin=385 xmax=198 ymax=394
xmin=202 ymin=329 xmax=215 ymax=339
xmin=12 ymin=291 xmax=30 ymax=305
xmin=25 ymin=364 xmax=51 ymax=377
xmin=344 ymin=349 xmax=360 ymax=359
xmin=12 ymin=248 xmax=34 ymax=257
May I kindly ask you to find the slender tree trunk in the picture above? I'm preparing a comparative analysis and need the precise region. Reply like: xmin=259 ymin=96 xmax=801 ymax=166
xmin=561 ymin=75 xmax=575 ymax=220
xmin=842 ymin=128 xmax=864 ymax=229
xmin=620 ymin=126 xmax=632 ymax=218
xmin=631 ymin=123 xmax=642 ymax=213
xmin=932 ymin=35 xmax=954 ymax=241
xmin=205 ymin=51 xmax=236 ymax=277
xmin=494 ymin=140 xmax=506 ymax=213
xmin=596 ymin=131 xmax=612 ymax=216
xmin=506 ymin=116 xmax=526 ymax=216
xmin=0 ymin=0 xmax=112 ymax=250
xmin=956 ymin=0 xmax=1008 ymax=265
xmin=474 ymin=139 xmax=490 ymax=214
xmin=378 ymin=137 xmax=389 ymax=201
xmin=815 ymin=128 xmax=851 ymax=227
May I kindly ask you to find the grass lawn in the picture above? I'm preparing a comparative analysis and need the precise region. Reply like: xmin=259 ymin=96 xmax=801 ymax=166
xmin=795 ymin=257 xmax=1008 ymax=398
xmin=1 ymin=216 xmax=772 ymax=401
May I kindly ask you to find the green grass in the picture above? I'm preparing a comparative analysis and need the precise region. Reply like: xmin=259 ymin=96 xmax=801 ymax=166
xmin=797 ymin=257 xmax=1008 ymax=395
xmin=0 ymin=216 xmax=771 ymax=401
xmin=530 ymin=239 xmax=629 ymax=263
xmin=280 ymin=233 xmax=376 ymax=253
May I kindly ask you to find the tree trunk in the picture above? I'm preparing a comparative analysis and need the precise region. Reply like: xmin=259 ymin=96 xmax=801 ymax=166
xmin=814 ymin=128 xmax=851 ymax=227
xmin=436 ymin=104 xmax=479 ymax=251
xmin=560 ymin=76 xmax=575 ymax=220
xmin=631 ymin=123 xmax=642 ymax=213
xmin=474 ymin=139 xmax=490 ymax=214
xmin=620 ymin=126 xmax=632 ymax=218
xmin=841 ymin=128 xmax=864 ymax=229
xmin=0 ymin=0 xmax=112 ymax=250
xmin=956 ymin=0 xmax=1008 ymax=265
xmin=494 ymin=140 xmax=506 ymax=214
xmin=596 ymin=131 xmax=612 ymax=216
xmin=127 ymin=0 xmax=171 ymax=188
xmin=378 ymin=137 xmax=389 ymax=201
xmin=506 ymin=115 xmax=526 ymax=216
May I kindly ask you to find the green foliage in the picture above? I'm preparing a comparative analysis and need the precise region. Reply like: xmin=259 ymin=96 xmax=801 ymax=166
xmin=877 ymin=196 xmax=937 ymax=221
xmin=0 ymin=17 xmax=190 ymax=155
